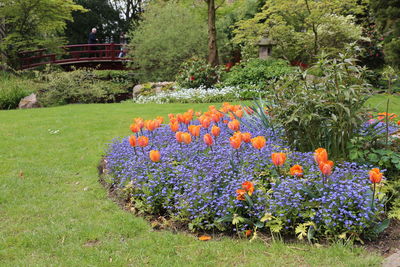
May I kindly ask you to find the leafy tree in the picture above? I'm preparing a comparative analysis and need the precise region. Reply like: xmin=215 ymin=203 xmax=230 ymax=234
xmin=232 ymin=0 xmax=366 ymax=63
xmin=0 ymin=0 xmax=86 ymax=67
xmin=109 ymin=0 xmax=147 ymax=33
xmin=370 ymin=0 xmax=400 ymax=68
xmin=127 ymin=1 xmax=208 ymax=82
xmin=65 ymin=0 xmax=121 ymax=44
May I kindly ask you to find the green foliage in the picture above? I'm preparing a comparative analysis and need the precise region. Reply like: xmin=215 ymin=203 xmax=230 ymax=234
xmin=175 ymin=57 xmax=221 ymax=88
xmin=232 ymin=0 xmax=365 ymax=63
xmin=0 ymin=0 xmax=86 ymax=67
xmin=0 ymin=71 xmax=37 ymax=109
xmin=65 ymin=0 xmax=121 ymax=44
xmin=370 ymin=0 xmax=400 ymax=68
xmin=221 ymin=58 xmax=293 ymax=88
xmin=37 ymin=69 xmax=133 ymax=106
xmin=127 ymin=1 xmax=208 ymax=82
xmin=265 ymin=53 xmax=372 ymax=159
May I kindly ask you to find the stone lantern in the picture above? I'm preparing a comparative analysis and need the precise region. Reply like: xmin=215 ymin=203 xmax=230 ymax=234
xmin=258 ymin=37 xmax=276 ymax=59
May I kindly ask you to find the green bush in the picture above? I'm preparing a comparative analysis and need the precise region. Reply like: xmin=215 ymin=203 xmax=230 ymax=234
xmin=38 ymin=69 xmax=132 ymax=107
xmin=127 ymin=1 xmax=208 ymax=82
xmin=0 ymin=71 xmax=34 ymax=109
xmin=175 ymin=57 xmax=221 ymax=88
xmin=260 ymin=54 xmax=372 ymax=159
xmin=221 ymin=58 xmax=294 ymax=89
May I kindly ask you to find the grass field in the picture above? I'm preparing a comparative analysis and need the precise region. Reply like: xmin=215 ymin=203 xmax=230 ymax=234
xmin=1 ymin=95 xmax=398 ymax=266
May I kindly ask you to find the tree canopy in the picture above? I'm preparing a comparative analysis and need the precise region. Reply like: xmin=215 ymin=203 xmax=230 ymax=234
xmin=0 ymin=0 xmax=86 ymax=66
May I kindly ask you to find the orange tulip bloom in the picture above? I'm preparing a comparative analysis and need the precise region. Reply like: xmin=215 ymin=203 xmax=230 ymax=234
xmin=200 ymin=117 xmax=211 ymax=128
xmin=235 ymin=109 xmax=244 ymax=118
xmin=230 ymin=136 xmax=242 ymax=149
xmin=188 ymin=125 xmax=201 ymax=137
xmin=169 ymin=121 xmax=179 ymax=132
xmin=198 ymin=235 xmax=212 ymax=241
xmin=251 ymin=136 xmax=266 ymax=150
xmin=168 ymin=113 xmax=175 ymax=120
xmin=203 ymin=133 xmax=213 ymax=146
xmin=369 ymin=168 xmax=383 ymax=183
xmin=236 ymin=189 xmax=246 ymax=200
xmin=271 ymin=152 xmax=286 ymax=166
xmin=290 ymin=165 xmax=303 ymax=177
xmin=241 ymin=132 xmax=252 ymax=143
xmin=129 ymin=135 xmax=137 ymax=147
xmin=195 ymin=111 xmax=202 ymax=117
xmin=319 ymin=160 xmax=334 ymax=176
xmin=182 ymin=132 xmax=192 ymax=144
xmin=243 ymin=106 xmax=254 ymax=115
xmin=175 ymin=131 xmax=184 ymax=143
xmin=134 ymin=118 xmax=144 ymax=129
xmin=314 ymin=148 xmax=328 ymax=164
xmin=245 ymin=229 xmax=253 ymax=237
xmin=242 ymin=181 xmax=254 ymax=196
xmin=211 ymin=125 xmax=221 ymax=137
xmin=156 ymin=116 xmax=164 ymax=124
xmin=211 ymin=114 xmax=220 ymax=123
xmin=378 ymin=112 xmax=397 ymax=121
xmin=228 ymin=119 xmax=240 ymax=131
xmin=130 ymin=123 xmax=140 ymax=133
xmin=397 ymin=120 xmax=400 ymax=126
xmin=144 ymin=120 xmax=157 ymax=131
xmin=149 ymin=150 xmax=161 ymax=162
xmin=137 ymin=136 xmax=149 ymax=147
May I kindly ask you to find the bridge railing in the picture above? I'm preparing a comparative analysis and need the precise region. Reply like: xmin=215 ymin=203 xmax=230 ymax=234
xmin=19 ymin=43 xmax=129 ymax=70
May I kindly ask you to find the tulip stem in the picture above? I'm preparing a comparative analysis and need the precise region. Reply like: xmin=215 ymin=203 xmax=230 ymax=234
xmin=371 ymin=183 xmax=376 ymax=208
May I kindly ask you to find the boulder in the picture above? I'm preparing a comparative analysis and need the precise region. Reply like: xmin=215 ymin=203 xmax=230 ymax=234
xmin=132 ymin=82 xmax=175 ymax=98
xmin=18 ymin=93 xmax=40 ymax=109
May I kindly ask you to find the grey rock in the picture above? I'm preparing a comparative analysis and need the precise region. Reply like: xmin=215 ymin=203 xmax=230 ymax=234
xmin=18 ymin=93 xmax=39 ymax=109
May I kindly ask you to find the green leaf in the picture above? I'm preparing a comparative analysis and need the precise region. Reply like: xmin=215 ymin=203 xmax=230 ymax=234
xmin=244 ymin=194 xmax=254 ymax=207
xmin=216 ymin=215 xmax=233 ymax=223
xmin=372 ymin=219 xmax=390 ymax=235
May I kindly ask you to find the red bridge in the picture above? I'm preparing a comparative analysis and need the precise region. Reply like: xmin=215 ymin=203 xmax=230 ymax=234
xmin=19 ymin=43 xmax=129 ymax=70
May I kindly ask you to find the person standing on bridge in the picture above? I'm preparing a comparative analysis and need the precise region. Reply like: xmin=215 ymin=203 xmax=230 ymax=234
xmin=88 ymin=28 xmax=99 ymax=57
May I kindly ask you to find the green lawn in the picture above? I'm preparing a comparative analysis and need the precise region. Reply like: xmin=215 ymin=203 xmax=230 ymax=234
xmin=1 ymin=96 xmax=397 ymax=266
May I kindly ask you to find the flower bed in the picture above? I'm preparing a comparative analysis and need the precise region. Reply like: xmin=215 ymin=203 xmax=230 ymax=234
xmin=105 ymin=103 xmax=387 ymax=240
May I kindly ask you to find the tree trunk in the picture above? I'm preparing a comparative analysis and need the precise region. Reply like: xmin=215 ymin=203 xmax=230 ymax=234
xmin=207 ymin=0 xmax=219 ymax=66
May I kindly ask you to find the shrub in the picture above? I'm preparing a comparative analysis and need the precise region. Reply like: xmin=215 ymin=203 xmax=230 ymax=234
xmin=106 ymin=104 xmax=387 ymax=240
xmin=221 ymin=58 xmax=294 ymax=89
xmin=0 ymin=71 xmax=34 ymax=109
xmin=127 ymin=1 xmax=208 ymax=82
xmin=257 ymin=54 xmax=373 ymax=159
xmin=38 ymin=69 xmax=132 ymax=106
xmin=175 ymin=57 xmax=221 ymax=88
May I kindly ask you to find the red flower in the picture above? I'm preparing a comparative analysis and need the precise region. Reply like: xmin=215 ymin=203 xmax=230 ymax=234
xmin=190 ymin=76 xmax=195 ymax=81
xmin=242 ymin=181 xmax=254 ymax=196
xmin=319 ymin=160 xmax=334 ymax=176
xmin=203 ymin=133 xmax=213 ymax=146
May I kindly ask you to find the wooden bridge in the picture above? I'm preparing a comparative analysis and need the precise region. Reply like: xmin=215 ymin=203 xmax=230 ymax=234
xmin=18 ymin=43 xmax=129 ymax=70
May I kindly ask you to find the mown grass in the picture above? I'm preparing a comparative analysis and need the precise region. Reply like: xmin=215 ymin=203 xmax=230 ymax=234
xmin=1 ymin=96 xmax=397 ymax=266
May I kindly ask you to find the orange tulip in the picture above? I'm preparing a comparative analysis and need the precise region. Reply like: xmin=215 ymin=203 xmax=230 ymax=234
xmin=243 ymin=106 xmax=254 ymax=115
xmin=397 ymin=121 xmax=400 ymax=126
xmin=314 ymin=148 xmax=328 ymax=164
xmin=242 ymin=181 xmax=254 ymax=196
xmin=211 ymin=125 xmax=221 ymax=137
xmin=235 ymin=109 xmax=244 ymax=118
xmin=236 ymin=189 xmax=246 ymax=200
xmin=245 ymin=229 xmax=253 ymax=237
xmin=228 ymin=119 xmax=240 ymax=131
xmin=251 ymin=136 xmax=266 ymax=150
xmin=137 ymin=136 xmax=149 ymax=147
xmin=129 ymin=135 xmax=137 ymax=147
xmin=203 ymin=133 xmax=213 ymax=146
xmin=156 ymin=116 xmax=164 ymax=124
xmin=144 ymin=120 xmax=157 ymax=131
xmin=188 ymin=125 xmax=201 ymax=137
xmin=369 ymin=168 xmax=383 ymax=183
xmin=149 ymin=150 xmax=161 ymax=162
xmin=168 ymin=113 xmax=175 ymax=120
xmin=169 ymin=121 xmax=179 ymax=132
xmin=134 ymin=118 xmax=144 ymax=129
xmin=241 ymin=132 xmax=252 ymax=143
xmin=195 ymin=111 xmax=202 ymax=117
xmin=200 ymin=117 xmax=211 ymax=128
xmin=175 ymin=131 xmax=183 ymax=143
xmin=211 ymin=113 xmax=220 ymax=123
xmin=271 ymin=152 xmax=286 ymax=166
xmin=130 ymin=123 xmax=140 ymax=133
xmin=198 ymin=235 xmax=212 ymax=241
xmin=230 ymin=136 xmax=242 ymax=149
xmin=290 ymin=165 xmax=303 ymax=177
xmin=319 ymin=160 xmax=334 ymax=176
xmin=182 ymin=132 xmax=192 ymax=144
